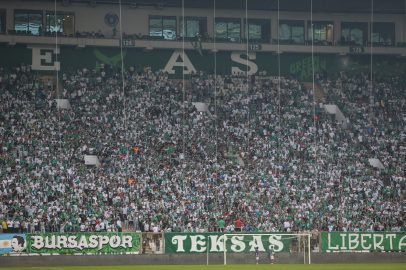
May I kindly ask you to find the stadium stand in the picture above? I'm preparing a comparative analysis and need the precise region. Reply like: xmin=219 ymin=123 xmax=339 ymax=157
xmin=0 ymin=60 xmax=405 ymax=236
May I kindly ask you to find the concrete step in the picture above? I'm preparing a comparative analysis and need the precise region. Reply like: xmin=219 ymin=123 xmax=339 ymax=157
xmin=303 ymin=82 xmax=324 ymax=101
xmin=172 ymin=79 xmax=188 ymax=91
xmin=56 ymin=78 xmax=63 ymax=99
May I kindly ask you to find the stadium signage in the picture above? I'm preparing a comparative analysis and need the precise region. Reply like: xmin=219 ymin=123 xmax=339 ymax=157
xmin=349 ymin=46 xmax=365 ymax=53
xmin=27 ymin=45 xmax=60 ymax=71
xmin=10 ymin=43 xmax=403 ymax=81
xmin=289 ymin=55 xmax=326 ymax=79
xmin=322 ymin=233 xmax=406 ymax=252
xmin=164 ymin=233 xmax=290 ymax=253
xmin=27 ymin=233 xmax=139 ymax=254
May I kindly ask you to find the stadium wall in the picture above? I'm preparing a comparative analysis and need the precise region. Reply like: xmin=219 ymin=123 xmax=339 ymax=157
xmin=1 ymin=44 xmax=406 ymax=80
xmin=2 ymin=252 xmax=406 ymax=267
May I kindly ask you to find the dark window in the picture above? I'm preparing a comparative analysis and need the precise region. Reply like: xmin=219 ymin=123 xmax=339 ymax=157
xmin=14 ymin=9 xmax=43 ymax=35
xmin=372 ymin=22 xmax=395 ymax=46
xmin=149 ymin=16 xmax=176 ymax=40
xmin=46 ymin=11 xmax=75 ymax=37
xmin=0 ymin=9 xmax=6 ymax=33
xmin=244 ymin=19 xmax=271 ymax=42
xmin=180 ymin=17 xmax=207 ymax=38
xmin=307 ymin=21 xmax=334 ymax=44
xmin=215 ymin=18 xmax=241 ymax=42
xmin=279 ymin=20 xmax=304 ymax=44
xmin=341 ymin=22 xmax=368 ymax=46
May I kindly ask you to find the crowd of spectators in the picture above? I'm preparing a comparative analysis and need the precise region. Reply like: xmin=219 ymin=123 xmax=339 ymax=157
xmin=0 ymin=61 xmax=405 ymax=236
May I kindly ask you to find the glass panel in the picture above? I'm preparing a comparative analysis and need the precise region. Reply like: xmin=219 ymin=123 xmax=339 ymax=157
xmin=248 ymin=23 xmax=261 ymax=40
xmin=313 ymin=25 xmax=320 ymax=40
xmin=29 ymin=13 xmax=42 ymax=35
xmin=162 ymin=19 xmax=176 ymax=40
xmin=227 ymin=21 xmax=240 ymax=42
xmin=215 ymin=22 xmax=227 ymax=39
xmin=279 ymin=24 xmax=291 ymax=40
xmin=181 ymin=20 xmax=200 ymax=37
xmin=149 ymin=18 xmax=162 ymax=37
xmin=15 ymin=13 xmax=28 ymax=31
xmin=180 ymin=21 xmax=185 ymax=37
xmin=186 ymin=20 xmax=199 ymax=37
xmin=48 ymin=14 xmax=63 ymax=33
xmin=372 ymin=33 xmax=380 ymax=43
xmin=308 ymin=26 xmax=313 ymax=40
xmin=351 ymin=28 xmax=363 ymax=45
xmin=291 ymin=26 xmax=303 ymax=44
xmin=380 ymin=32 xmax=392 ymax=43
xmin=314 ymin=25 xmax=326 ymax=41
xmin=341 ymin=28 xmax=350 ymax=43
xmin=372 ymin=23 xmax=394 ymax=45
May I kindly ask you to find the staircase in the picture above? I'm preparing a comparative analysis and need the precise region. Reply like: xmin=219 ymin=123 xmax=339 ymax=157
xmin=56 ymin=77 xmax=63 ymax=99
xmin=172 ymin=79 xmax=188 ymax=92
xmin=42 ymin=75 xmax=63 ymax=99
xmin=303 ymin=82 xmax=324 ymax=102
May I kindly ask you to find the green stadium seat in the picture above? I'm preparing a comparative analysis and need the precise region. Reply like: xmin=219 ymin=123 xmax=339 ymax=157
xmin=16 ymin=30 xmax=22 ymax=34
xmin=27 ymin=30 xmax=32 ymax=35
xmin=21 ymin=30 xmax=27 ymax=35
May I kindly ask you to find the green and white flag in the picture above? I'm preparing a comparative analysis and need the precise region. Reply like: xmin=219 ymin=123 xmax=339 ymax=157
xmin=191 ymin=41 xmax=203 ymax=56
xmin=27 ymin=233 xmax=139 ymax=254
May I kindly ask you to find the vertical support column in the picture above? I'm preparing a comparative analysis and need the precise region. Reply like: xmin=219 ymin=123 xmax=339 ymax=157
xmin=271 ymin=16 xmax=278 ymax=41
xmin=177 ymin=15 xmax=180 ymax=38
xmin=207 ymin=11 xmax=214 ymax=39
xmin=305 ymin=20 xmax=308 ymax=41
xmin=367 ymin=20 xmax=371 ymax=46
xmin=303 ymin=235 xmax=305 ymax=264
xmin=308 ymin=234 xmax=311 ymax=264
xmin=207 ymin=236 xmax=209 ymax=265
xmin=333 ymin=19 xmax=341 ymax=45
xmin=298 ymin=234 xmax=301 ymax=253
xmin=6 ymin=7 xmax=14 ymax=32
xmin=140 ymin=233 xmax=143 ymax=254
xmin=43 ymin=10 xmax=46 ymax=32
xmin=241 ymin=17 xmax=244 ymax=40
xmin=223 ymin=235 xmax=226 ymax=265
xmin=318 ymin=232 xmax=322 ymax=252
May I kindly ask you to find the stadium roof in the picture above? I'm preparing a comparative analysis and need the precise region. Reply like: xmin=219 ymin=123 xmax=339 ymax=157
xmin=25 ymin=0 xmax=406 ymax=14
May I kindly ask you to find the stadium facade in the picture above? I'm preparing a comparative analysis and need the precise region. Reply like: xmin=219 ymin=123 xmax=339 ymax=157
xmin=0 ymin=0 xmax=405 ymax=79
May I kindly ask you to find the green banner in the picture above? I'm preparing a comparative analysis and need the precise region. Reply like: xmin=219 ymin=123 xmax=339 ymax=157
xmin=26 ymin=233 xmax=139 ymax=254
xmin=322 ymin=232 xmax=406 ymax=252
xmin=1 ymin=44 xmax=406 ymax=80
xmin=164 ymin=233 xmax=291 ymax=253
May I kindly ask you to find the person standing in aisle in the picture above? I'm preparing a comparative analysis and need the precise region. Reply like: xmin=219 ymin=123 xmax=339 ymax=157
xmin=270 ymin=245 xmax=275 ymax=264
